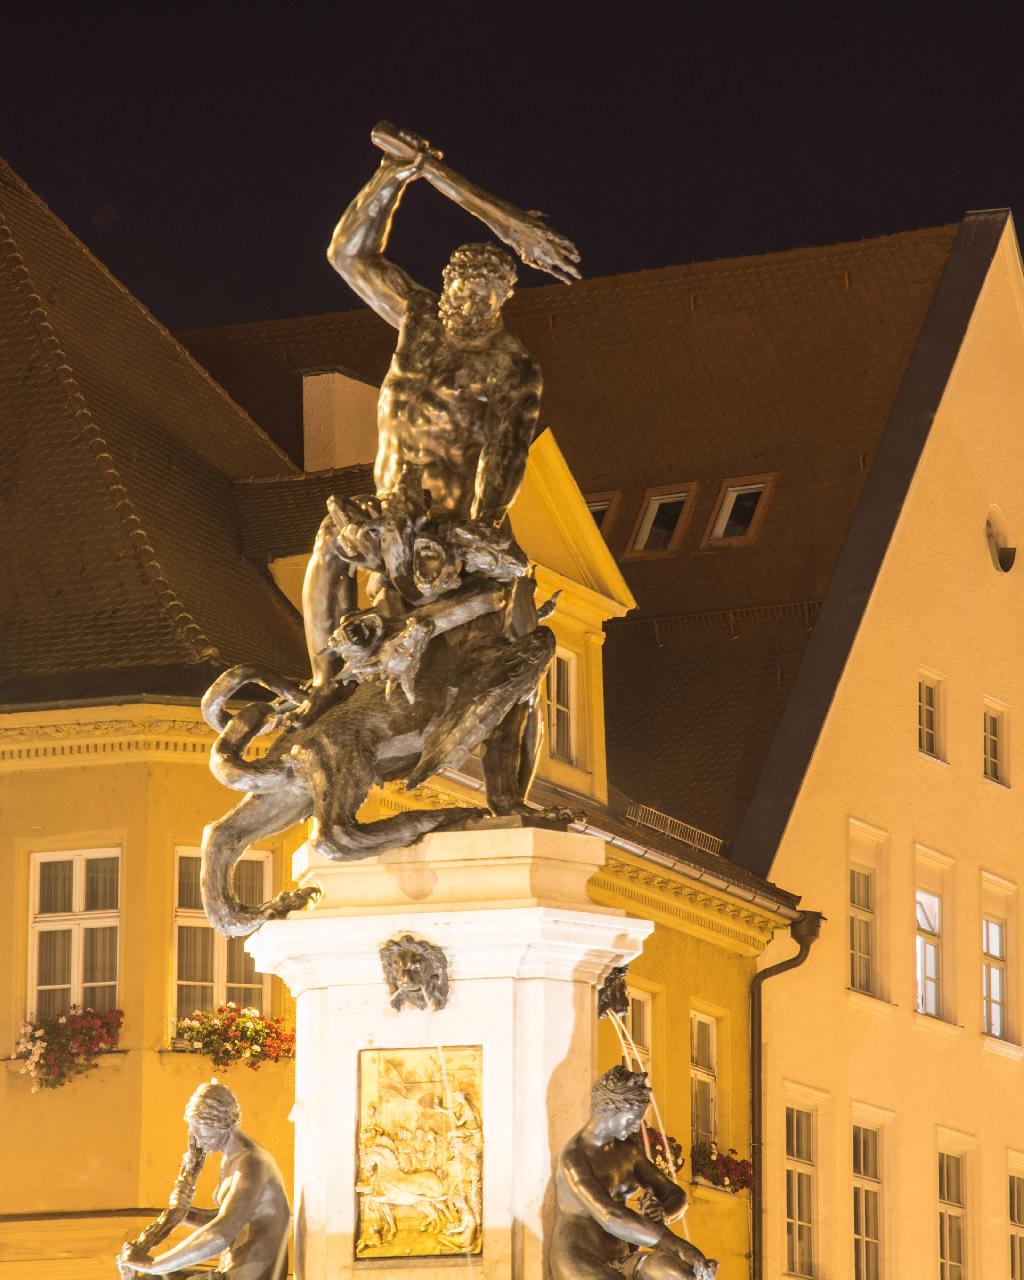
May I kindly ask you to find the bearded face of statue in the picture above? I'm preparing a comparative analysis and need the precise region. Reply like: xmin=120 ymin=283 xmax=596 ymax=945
xmin=438 ymin=268 xmax=511 ymax=338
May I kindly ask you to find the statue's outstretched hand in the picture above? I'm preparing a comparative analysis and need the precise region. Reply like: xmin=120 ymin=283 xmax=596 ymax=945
xmin=501 ymin=212 xmax=581 ymax=284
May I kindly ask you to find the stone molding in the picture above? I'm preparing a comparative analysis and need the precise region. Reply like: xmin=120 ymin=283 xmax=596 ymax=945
xmin=590 ymin=855 xmax=781 ymax=952
xmin=0 ymin=713 xmax=218 ymax=768
xmin=248 ymin=904 xmax=652 ymax=998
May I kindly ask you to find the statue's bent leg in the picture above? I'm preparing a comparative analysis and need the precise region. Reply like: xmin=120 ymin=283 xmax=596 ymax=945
xmin=292 ymin=729 xmax=483 ymax=860
xmin=406 ymin=626 xmax=556 ymax=792
xmin=548 ymin=1245 xmax=622 ymax=1280
xmin=201 ymin=786 xmax=315 ymax=937
xmin=631 ymin=1247 xmax=711 ymax=1280
xmin=482 ymin=695 xmax=543 ymax=816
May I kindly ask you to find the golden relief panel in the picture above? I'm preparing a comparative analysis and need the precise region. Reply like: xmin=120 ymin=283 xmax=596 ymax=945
xmin=356 ymin=1046 xmax=483 ymax=1259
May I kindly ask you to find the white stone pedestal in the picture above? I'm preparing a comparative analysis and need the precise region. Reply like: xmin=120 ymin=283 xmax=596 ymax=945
xmin=247 ymin=825 xmax=651 ymax=1280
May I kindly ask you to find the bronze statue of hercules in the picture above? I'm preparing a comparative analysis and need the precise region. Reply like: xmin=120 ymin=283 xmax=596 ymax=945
xmin=199 ymin=124 xmax=581 ymax=937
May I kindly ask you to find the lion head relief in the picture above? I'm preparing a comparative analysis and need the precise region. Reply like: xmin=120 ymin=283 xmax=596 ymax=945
xmin=380 ymin=934 xmax=449 ymax=1012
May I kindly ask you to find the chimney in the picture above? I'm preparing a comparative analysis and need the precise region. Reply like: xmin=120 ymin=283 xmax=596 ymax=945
xmin=302 ymin=368 xmax=379 ymax=471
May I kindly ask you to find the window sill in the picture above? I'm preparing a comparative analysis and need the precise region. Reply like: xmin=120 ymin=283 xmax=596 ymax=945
xmin=5 ymin=1048 xmax=127 ymax=1075
xmin=698 ymin=535 xmax=762 ymax=550
xmin=622 ymin=548 xmax=683 ymax=561
xmin=913 ymin=1012 xmax=962 ymax=1037
xmin=847 ymin=989 xmax=897 ymax=1013
xmin=689 ymin=1178 xmax=748 ymax=1201
xmin=982 ymin=1034 xmax=1024 ymax=1061
xmin=918 ymin=751 xmax=950 ymax=768
xmin=983 ymin=774 xmax=1011 ymax=791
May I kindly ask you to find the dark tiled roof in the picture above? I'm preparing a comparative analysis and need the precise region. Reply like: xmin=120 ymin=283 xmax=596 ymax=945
xmin=180 ymin=226 xmax=958 ymax=849
xmin=603 ymin=612 xmax=815 ymax=843
xmin=182 ymin=319 xmax=391 ymax=465
xmin=0 ymin=160 xmax=308 ymax=698
xmin=234 ymin=465 xmax=372 ymax=560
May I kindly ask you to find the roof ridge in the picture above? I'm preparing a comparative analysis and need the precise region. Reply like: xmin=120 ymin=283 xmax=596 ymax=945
xmin=0 ymin=157 xmax=297 ymax=477
xmin=0 ymin=207 xmax=219 ymax=666
xmin=179 ymin=222 xmax=962 ymax=336
xmin=235 ymin=462 xmax=372 ymax=487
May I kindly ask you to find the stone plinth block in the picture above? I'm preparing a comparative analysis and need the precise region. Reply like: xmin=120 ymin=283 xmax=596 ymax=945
xmin=290 ymin=822 xmax=611 ymax=915
xmin=247 ymin=827 xmax=652 ymax=1280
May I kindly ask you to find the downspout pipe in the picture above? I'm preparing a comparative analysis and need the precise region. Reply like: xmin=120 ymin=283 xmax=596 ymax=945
xmin=750 ymin=909 xmax=825 ymax=1280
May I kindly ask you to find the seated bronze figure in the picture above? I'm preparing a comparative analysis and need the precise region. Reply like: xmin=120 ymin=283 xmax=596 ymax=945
xmin=551 ymin=1067 xmax=716 ymax=1280
xmin=117 ymin=1081 xmax=289 ymax=1279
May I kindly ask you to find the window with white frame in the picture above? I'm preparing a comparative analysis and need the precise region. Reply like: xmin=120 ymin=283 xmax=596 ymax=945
xmin=850 ymin=866 xmax=875 ymax=995
xmin=624 ymin=987 xmax=651 ymax=1071
xmin=786 ymin=1106 xmax=815 ymax=1277
xmin=690 ymin=1012 xmax=716 ymax=1144
xmin=29 ymin=849 xmax=120 ymax=1019
xmin=1010 ymin=1173 xmax=1024 ymax=1279
xmin=918 ymin=678 xmax=940 ymax=757
xmin=983 ymin=916 xmax=1007 ymax=1038
xmin=708 ymin=481 xmax=768 ymax=542
xmin=938 ymin=1152 xmax=965 ymax=1280
xmin=545 ymin=650 xmax=576 ymax=764
xmin=630 ymin=488 xmax=693 ymax=554
xmin=915 ymin=888 xmax=942 ymax=1016
xmin=853 ymin=1125 xmax=882 ymax=1280
xmin=984 ymin=708 xmax=1006 ymax=783
xmin=174 ymin=850 xmax=269 ymax=1020
xmin=585 ymin=492 xmax=620 ymax=538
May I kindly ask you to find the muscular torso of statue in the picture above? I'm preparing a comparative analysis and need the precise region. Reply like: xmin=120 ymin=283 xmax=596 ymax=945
xmin=377 ymin=298 xmax=539 ymax=521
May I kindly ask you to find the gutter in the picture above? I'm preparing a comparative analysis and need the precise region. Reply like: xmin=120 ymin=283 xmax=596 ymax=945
xmin=750 ymin=910 xmax=825 ymax=1280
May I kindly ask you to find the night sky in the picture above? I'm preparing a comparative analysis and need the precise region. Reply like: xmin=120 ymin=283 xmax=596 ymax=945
xmin=5 ymin=2 xmax=1024 ymax=331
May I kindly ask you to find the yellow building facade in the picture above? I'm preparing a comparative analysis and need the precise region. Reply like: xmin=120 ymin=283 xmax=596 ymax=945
xmin=749 ymin=213 xmax=1024 ymax=1278
xmin=0 ymin=715 xmax=301 ymax=1275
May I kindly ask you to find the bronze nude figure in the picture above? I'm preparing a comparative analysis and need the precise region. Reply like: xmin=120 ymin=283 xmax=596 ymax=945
xmin=199 ymin=124 xmax=581 ymax=937
xmin=551 ymin=1067 xmax=717 ymax=1280
xmin=117 ymin=1081 xmax=289 ymax=1279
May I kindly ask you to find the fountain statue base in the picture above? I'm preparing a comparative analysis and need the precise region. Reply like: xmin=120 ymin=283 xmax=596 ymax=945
xmin=246 ymin=825 xmax=651 ymax=1279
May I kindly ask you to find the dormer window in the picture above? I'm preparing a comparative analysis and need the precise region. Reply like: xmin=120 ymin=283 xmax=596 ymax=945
xmin=626 ymin=484 xmax=698 ymax=557
xmin=703 ymin=474 xmax=776 ymax=547
xmin=585 ymin=491 xmax=622 ymax=539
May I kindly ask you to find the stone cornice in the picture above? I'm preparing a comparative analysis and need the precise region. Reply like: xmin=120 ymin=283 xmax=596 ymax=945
xmin=0 ymin=707 xmax=215 ymax=768
xmin=589 ymin=854 xmax=785 ymax=954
